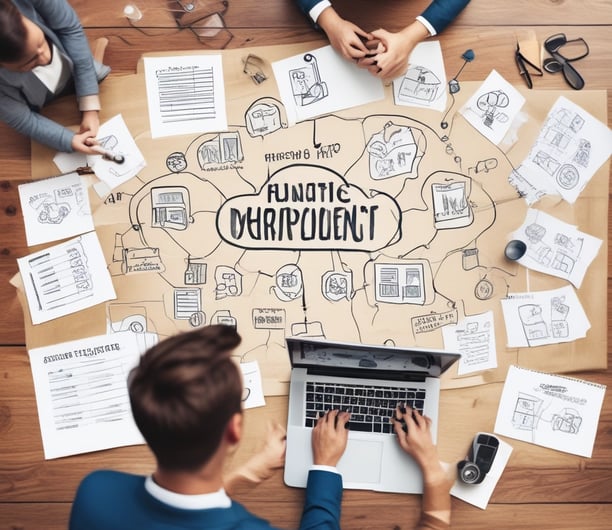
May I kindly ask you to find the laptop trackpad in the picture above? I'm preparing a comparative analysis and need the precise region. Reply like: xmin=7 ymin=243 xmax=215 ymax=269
xmin=338 ymin=440 xmax=383 ymax=483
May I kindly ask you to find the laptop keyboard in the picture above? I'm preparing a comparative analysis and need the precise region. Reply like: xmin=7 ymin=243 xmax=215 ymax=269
xmin=304 ymin=382 xmax=426 ymax=433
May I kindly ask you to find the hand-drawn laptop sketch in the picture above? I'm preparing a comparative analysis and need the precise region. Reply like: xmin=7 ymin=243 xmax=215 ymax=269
xmin=284 ymin=337 xmax=460 ymax=493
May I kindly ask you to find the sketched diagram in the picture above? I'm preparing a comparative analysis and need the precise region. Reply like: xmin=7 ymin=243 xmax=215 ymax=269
xmin=431 ymin=177 xmax=473 ymax=229
xmin=518 ymin=304 xmax=549 ymax=344
xmin=245 ymin=98 xmax=287 ymax=137
xmin=551 ymin=408 xmax=582 ymax=433
xmin=398 ymin=65 xmax=441 ymax=104
xmin=532 ymin=106 xmax=587 ymax=190
xmin=366 ymin=121 xmax=425 ymax=180
xmin=290 ymin=53 xmax=328 ymax=106
xmin=198 ymin=132 xmax=244 ymax=166
xmin=476 ymin=90 xmax=509 ymax=128
xmin=30 ymin=192 xmax=71 ymax=225
xmin=512 ymin=392 xmax=543 ymax=430
xmin=375 ymin=263 xmax=425 ymax=305
xmin=151 ymin=186 xmax=190 ymax=230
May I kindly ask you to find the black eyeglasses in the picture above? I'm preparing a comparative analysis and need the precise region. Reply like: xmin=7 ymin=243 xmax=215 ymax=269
xmin=515 ymin=42 xmax=542 ymax=89
xmin=543 ymin=33 xmax=589 ymax=90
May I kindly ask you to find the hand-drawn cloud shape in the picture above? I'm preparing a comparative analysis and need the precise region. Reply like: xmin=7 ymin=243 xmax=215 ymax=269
xmin=216 ymin=164 xmax=402 ymax=251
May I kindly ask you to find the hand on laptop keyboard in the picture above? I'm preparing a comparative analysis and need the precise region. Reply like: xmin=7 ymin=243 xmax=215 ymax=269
xmin=312 ymin=410 xmax=351 ymax=467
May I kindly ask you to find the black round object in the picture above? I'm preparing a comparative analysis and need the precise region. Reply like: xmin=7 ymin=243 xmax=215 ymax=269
xmin=504 ymin=239 xmax=527 ymax=260
xmin=457 ymin=460 xmax=481 ymax=484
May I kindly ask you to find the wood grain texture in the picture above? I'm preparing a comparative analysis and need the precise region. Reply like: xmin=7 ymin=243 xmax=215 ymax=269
xmin=0 ymin=1 xmax=610 ymax=528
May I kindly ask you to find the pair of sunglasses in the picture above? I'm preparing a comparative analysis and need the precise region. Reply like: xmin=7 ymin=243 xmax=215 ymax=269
xmin=543 ymin=33 xmax=589 ymax=90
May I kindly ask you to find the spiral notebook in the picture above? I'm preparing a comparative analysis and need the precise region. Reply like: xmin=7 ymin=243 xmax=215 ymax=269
xmin=494 ymin=365 xmax=606 ymax=457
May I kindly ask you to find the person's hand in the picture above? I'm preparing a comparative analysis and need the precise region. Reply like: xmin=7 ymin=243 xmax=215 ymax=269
xmin=71 ymin=110 xmax=101 ymax=154
xmin=311 ymin=409 xmax=350 ymax=467
xmin=362 ymin=22 xmax=430 ymax=81
xmin=317 ymin=7 xmax=372 ymax=61
xmin=240 ymin=421 xmax=287 ymax=482
xmin=391 ymin=406 xmax=448 ymax=485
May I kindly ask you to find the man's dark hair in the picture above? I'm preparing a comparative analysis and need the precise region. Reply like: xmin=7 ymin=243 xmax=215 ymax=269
xmin=0 ymin=0 xmax=28 ymax=63
xmin=128 ymin=325 xmax=243 ymax=471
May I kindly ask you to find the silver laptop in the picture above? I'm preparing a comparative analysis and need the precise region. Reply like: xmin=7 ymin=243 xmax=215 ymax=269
xmin=284 ymin=337 xmax=459 ymax=493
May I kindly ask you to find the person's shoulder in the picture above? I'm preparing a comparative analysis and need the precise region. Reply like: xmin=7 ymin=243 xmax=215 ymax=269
xmin=228 ymin=500 xmax=283 ymax=530
xmin=77 ymin=469 xmax=144 ymax=494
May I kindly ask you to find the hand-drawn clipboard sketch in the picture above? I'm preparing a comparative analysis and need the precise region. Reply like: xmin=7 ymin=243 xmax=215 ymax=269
xmin=494 ymin=365 xmax=606 ymax=457
xmin=460 ymin=70 xmax=525 ymax=145
xmin=511 ymin=96 xmax=612 ymax=204
xmin=18 ymin=172 xmax=94 ymax=247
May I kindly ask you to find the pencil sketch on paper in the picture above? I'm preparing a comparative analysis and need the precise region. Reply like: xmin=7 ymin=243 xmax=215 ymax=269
xmin=476 ymin=90 xmax=510 ymax=129
xmin=245 ymin=98 xmax=288 ymax=138
xmin=18 ymin=172 xmax=94 ymax=247
xmin=398 ymin=66 xmax=441 ymax=105
xmin=290 ymin=53 xmax=328 ymax=106
xmin=510 ymin=96 xmax=612 ymax=204
xmin=366 ymin=122 xmax=426 ymax=180
xmin=495 ymin=365 xmax=605 ymax=456
xmin=512 ymin=208 xmax=602 ymax=288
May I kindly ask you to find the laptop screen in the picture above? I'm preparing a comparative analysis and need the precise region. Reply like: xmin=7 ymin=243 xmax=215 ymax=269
xmin=286 ymin=337 xmax=459 ymax=378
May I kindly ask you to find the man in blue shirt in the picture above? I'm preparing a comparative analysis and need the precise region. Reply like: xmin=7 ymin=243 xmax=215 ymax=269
xmin=69 ymin=325 xmax=351 ymax=530
xmin=295 ymin=0 xmax=471 ymax=80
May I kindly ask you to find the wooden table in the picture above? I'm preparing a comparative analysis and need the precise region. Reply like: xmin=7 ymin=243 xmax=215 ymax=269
xmin=0 ymin=1 xmax=611 ymax=528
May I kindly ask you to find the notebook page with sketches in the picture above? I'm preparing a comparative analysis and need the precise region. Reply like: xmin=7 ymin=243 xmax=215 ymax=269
xmin=510 ymin=96 xmax=612 ymax=204
xmin=494 ymin=365 xmax=606 ymax=457
xmin=272 ymin=45 xmax=385 ymax=125
xmin=393 ymin=41 xmax=447 ymax=112
xmin=18 ymin=172 xmax=94 ymax=247
xmin=459 ymin=70 xmax=525 ymax=145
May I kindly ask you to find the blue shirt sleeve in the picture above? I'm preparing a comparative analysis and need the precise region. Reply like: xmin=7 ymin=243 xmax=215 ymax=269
xmin=420 ymin=0 xmax=471 ymax=34
xmin=298 ymin=469 xmax=343 ymax=530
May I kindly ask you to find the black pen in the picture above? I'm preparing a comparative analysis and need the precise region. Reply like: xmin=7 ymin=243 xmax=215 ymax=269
xmin=515 ymin=52 xmax=533 ymax=89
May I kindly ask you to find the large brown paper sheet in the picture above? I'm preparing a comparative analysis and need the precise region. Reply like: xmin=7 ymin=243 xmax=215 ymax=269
xmin=20 ymin=43 xmax=608 ymax=395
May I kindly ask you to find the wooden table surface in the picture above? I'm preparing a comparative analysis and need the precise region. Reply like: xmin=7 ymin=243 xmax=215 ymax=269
xmin=0 ymin=1 xmax=611 ymax=528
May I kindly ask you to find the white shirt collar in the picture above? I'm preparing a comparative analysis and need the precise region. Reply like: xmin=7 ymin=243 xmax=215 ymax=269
xmin=144 ymin=475 xmax=232 ymax=510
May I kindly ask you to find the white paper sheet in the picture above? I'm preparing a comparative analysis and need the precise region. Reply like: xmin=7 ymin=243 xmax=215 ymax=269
xmin=500 ymin=285 xmax=590 ymax=347
xmin=494 ymin=365 xmax=606 ymax=457
xmin=271 ymin=45 xmax=385 ymax=125
xmin=87 ymin=114 xmax=146 ymax=190
xmin=442 ymin=311 xmax=497 ymax=375
xmin=18 ymin=172 xmax=94 ymax=246
xmin=512 ymin=208 xmax=602 ymax=288
xmin=393 ymin=41 xmax=447 ymax=112
xmin=53 ymin=151 xmax=86 ymax=173
xmin=449 ymin=435 xmax=513 ymax=509
xmin=459 ymin=70 xmax=526 ymax=145
xmin=143 ymin=55 xmax=228 ymax=138
xmin=28 ymin=332 xmax=146 ymax=459
xmin=510 ymin=96 xmax=612 ymax=204
xmin=240 ymin=361 xmax=266 ymax=409
xmin=17 ymin=231 xmax=117 ymax=324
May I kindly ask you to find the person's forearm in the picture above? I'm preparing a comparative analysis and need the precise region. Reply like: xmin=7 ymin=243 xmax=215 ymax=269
xmin=418 ymin=462 xmax=452 ymax=528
